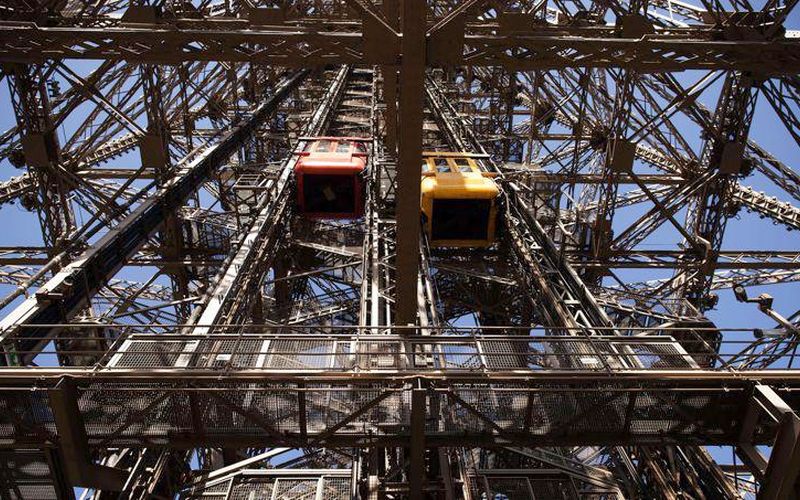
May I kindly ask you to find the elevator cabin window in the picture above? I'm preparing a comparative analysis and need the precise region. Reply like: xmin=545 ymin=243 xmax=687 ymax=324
xmin=295 ymin=138 xmax=368 ymax=218
xmin=431 ymin=198 xmax=492 ymax=241
xmin=303 ymin=174 xmax=355 ymax=214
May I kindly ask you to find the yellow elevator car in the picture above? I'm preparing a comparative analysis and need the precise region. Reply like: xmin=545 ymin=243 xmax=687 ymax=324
xmin=421 ymin=152 xmax=500 ymax=248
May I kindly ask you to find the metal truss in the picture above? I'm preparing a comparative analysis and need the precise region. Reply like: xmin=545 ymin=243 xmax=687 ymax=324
xmin=0 ymin=0 xmax=799 ymax=498
xmin=2 ymin=18 xmax=800 ymax=72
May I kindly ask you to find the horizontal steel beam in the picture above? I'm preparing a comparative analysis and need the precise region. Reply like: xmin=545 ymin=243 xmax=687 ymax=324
xmin=465 ymin=32 xmax=800 ymax=73
xmin=0 ymin=367 xmax=800 ymax=380
xmin=571 ymin=250 xmax=800 ymax=269
xmin=511 ymin=171 xmax=687 ymax=185
xmin=734 ymin=184 xmax=800 ymax=231
xmin=0 ymin=174 xmax=35 ymax=206
xmin=1 ymin=367 xmax=799 ymax=382
xmin=2 ymin=22 xmax=800 ymax=73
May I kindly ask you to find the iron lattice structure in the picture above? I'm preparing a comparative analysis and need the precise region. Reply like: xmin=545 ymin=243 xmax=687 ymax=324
xmin=0 ymin=0 xmax=799 ymax=498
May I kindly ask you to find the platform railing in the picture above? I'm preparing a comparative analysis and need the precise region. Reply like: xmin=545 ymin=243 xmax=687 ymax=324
xmin=1 ymin=324 xmax=796 ymax=372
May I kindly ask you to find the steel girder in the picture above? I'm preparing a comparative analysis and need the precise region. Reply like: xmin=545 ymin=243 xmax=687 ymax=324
xmin=1 ymin=21 xmax=800 ymax=73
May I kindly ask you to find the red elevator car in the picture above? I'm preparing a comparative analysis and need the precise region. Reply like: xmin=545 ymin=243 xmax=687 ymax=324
xmin=295 ymin=137 xmax=368 ymax=218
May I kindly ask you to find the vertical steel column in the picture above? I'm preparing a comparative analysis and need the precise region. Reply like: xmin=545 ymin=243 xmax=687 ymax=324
xmin=394 ymin=0 xmax=426 ymax=325
xmin=141 ymin=63 xmax=192 ymax=320
xmin=382 ymin=0 xmax=399 ymax=155
xmin=7 ymin=63 xmax=75 ymax=256
xmin=747 ymin=385 xmax=800 ymax=499
xmin=49 ymin=377 xmax=128 ymax=490
xmin=409 ymin=386 xmax=427 ymax=498
xmin=682 ymin=72 xmax=759 ymax=308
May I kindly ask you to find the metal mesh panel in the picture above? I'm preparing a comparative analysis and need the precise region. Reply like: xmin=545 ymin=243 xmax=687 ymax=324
xmin=486 ymin=477 xmax=532 ymax=499
xmin=273 ymin=478 xmax=318 ymax=499
xmin=471 ymin=475 xmax=597 ymax=500
xmin=528 ymin=478 xmax=574 ymax=498
xmin=534 ymin=339 xmax=609 ymax=370
xmin=267 ymin=340 xmax=339 ymax=369
xmin=0 ymin=450 xmax=60 ymax=500
xmin=442 ymin=385 xmax=731 ymax=439
xmin=186 ymin=478 xmax=231 ymax=497
xmin=481 ymin=340 xmax=531 ymax=369
xmin=196 ymin=339 xmax=264 ymax=368
xmin=113 ymin=340 xmax=186 ymax=368
xmin=185 ymin=474 xmax=350 ymax=499
xmin=437 ymin=342 xmax=482 ymax=369
xmin=80 ymin=385 xmax=194 ymax=439
xmin=200 ymin=481 xmax=231 ymax=494
xmin=77 ymin=383 xmax=414 ymax=442
xmin=442 ymin=387 xmax=531 ymax=433
xmin=356 ymin=341 xmax=401 ymax=369
xmin=229 ymin=479 xmax=274 ymax=500
xmin=320 ymin=477 xmax=350 ymax=500
xmin=106 ymin=335 xmax=703 ymax=372
xmin=201 ymin=386 xmax=301 ymax=435
xmin=8 ymin=486 xmax=60 ymax=500
xmin=619 ymin=341 xmax=695 ymax=369
xmin=629 ymin=391 xmax=712 ymax=435
xmin=306 ymin=385 xmax=407 ymax=434
xmin=0 ymin=381 xmax=760 ymax=448
xmin=0 ymin=391 xmax=56 ymax=444
xmin=528 ymin=388 xmax=629 ymax=435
